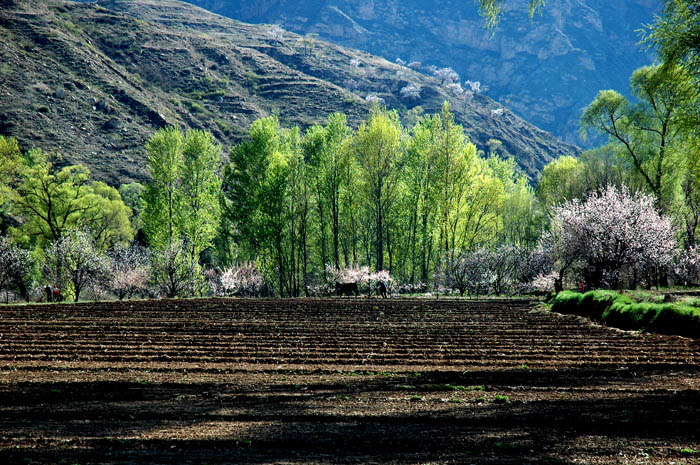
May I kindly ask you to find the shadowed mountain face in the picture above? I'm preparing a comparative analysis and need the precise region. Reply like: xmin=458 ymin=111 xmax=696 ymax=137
xmin=1 ymin=0 xmax=577 ymax=185
xmin=182 ymin=0 xmax=661 ymax=147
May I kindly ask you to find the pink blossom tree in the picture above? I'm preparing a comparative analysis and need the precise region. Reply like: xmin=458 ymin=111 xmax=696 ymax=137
xmin=0 ymin=235 xmax=33 ymax=301
xmin=542 ymin=186 xmax=677 ymax=290
xmin=45 ymin=229 xmax=109 ymax=301
xmin=108 ymin=245 xmax=151 ymax=300
xmin=212 ymin=262 xmax=265 ymax=297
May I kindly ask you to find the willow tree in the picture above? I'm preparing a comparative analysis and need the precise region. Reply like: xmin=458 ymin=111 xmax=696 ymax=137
xmin=477 ymin=0 xmax=545 ymax=29
xmin=8 ymin=148 xmax=132 ymax=249
xmin=581 ymin=64 xmax=695 ymax=211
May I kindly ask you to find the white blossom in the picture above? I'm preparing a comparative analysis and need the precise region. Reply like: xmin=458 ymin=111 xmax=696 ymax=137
xmin=265 ymin=24 xmax=285 ymax=42
xmin=365 ymin=94 xmax=385 ymax=105
xmin=465 ymin=80 xmax=482 ymax=94
xmin=108 ymin=245 xmax=150 ymax=300
xmin=434 ymin=67 xmax=459 ymax=84
xmin=400 ymin=84 xmax=421 ymax=100
xmin=213 ymin=262 xmax=264 ymax=297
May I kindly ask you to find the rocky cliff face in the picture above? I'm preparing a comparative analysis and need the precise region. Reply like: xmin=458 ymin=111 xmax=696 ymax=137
xmin=184 ymin=0 xmax=660 ymax=146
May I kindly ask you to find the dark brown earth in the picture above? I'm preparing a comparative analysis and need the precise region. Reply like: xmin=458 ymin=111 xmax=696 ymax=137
xmin=1 ymin=298 xmax=699 ymax=464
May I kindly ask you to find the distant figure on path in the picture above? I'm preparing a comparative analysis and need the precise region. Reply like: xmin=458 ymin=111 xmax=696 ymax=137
xmin=45 ymin=284 xmax=53 ymax=303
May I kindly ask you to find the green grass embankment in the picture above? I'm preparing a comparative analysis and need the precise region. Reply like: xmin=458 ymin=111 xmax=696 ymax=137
xmin=550 ymin=290 xmax=700 ymax=338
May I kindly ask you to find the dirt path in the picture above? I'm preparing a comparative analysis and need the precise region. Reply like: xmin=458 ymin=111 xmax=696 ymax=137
xmin=1 ymin=298 xmax=699 ymax=464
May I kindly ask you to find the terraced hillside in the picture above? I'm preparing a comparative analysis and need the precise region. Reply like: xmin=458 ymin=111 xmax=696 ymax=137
xmin=0 ymin=0 xmax=578 ymax=183
xmin=1 ymin=298 xmax=699 ymax=464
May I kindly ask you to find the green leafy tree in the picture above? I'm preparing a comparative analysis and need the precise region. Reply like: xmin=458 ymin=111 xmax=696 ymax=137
xmin=223 ymin=117 xmax=299 ymax=295
xmin=179 ymin=129 xmax=222 ymax=259
xmin=142 ymin=127 xmax=222 ymax=261
xmin=88 ymin=182 xmax=134 ymax=250
xmin=223 ymin=116 xmax=280 ymax=260
xmin=581 ymin=65 xmax=694 ymax=211
xmin=142 ymin=126 xmax=183 ymax=248
xmin=644 ymin=1 xmax=700 ymax=95
xmin=535 ymin=156 xmax=586 ymax=212
xmin=9 ymin=149 xmax=133 ymax=249
xmin=0 ymin=136 xmax=22 ymax=201
xmin=119 ymin=182 xmax=145 ymax=231
xmin=352 ymin=106 xmax=403 ymax=271
xmin=304 ymin=113 xmax=352 ymax=272
xmin=395 ymin=112 xmax=439 ymax=282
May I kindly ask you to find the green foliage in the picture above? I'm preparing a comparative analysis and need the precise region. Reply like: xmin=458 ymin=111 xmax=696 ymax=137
xmin=352 ymin=106 xmax=402 ymax=271
xmin=142 ymin=127 xmax=221 ymax=261
xmin=550 ymin=290 xmax=700 ymax=338
xmin=218 ymin=102 xmax=537 ymax=294
xmin=118 ymin=182 xmax=145 ymax=228
xmin=580 ymin=64 xmax=695 ymax=211
xmin=7 ymin=148 xmax=132 ymax=249
xmin=644 ymin=0 xmax=700 ymax=103
xmin=143 ymin=126 xmax=183 ymax=247
xmin=183 ymin=100 xmax=205 ymax=114
xmin=476 ymin=0 xmax=545 ymax=29
xmin=179 ymin=129 xmax=222 ymax=259
xmin=215 ymin=119 xmax=234 ymax=136
xmin=0 ymin=136 xmax=22 ymax=220
xmin=536 ymin=156 xmax=586 ymax=211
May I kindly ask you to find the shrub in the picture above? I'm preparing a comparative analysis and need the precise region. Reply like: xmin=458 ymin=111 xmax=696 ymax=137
xmin=211 ymin=262 xmax=264 ymax=297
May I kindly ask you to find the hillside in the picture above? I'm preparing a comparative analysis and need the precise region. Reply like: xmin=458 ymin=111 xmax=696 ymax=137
xmin=0 ymin=0 xmax=578 ymax=184
xmin=183 ymin=0 xmax=661 ymax=146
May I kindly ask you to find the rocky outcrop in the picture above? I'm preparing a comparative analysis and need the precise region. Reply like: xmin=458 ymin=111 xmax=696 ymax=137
xmin=184 ymin=0 xmax=660 ymax=146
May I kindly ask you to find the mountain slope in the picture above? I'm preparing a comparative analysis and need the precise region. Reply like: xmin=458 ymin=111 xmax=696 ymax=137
xmin=183 ymin=0 xmax=661 ymax=146
xmin=0 ymin=0 xmax=577 ymax=184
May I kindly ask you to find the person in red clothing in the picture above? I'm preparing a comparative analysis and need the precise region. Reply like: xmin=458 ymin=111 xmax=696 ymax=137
xmin=578 ymin=282 xmax=585 ymax=293
xmin=52 ymin=285 xmax=61 ymax=302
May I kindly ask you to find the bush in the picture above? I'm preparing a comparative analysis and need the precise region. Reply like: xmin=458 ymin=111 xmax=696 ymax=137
xmin=550 ymin=290 xmax=700 ymax=338
xmin=210 ymin=262 xmax=264 ymax=297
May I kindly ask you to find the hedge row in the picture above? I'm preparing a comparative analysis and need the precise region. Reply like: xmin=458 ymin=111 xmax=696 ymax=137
xmin=550 ymin=290 xmax=700 ymax=339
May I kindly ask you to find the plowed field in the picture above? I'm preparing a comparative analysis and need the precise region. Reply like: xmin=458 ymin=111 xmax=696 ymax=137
xmin=1 ymin=298 xmax=699 ymax=464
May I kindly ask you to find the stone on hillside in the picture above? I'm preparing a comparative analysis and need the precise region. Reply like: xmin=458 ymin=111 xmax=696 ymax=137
xmin=103 ymin=117 xmax=122 ymax=130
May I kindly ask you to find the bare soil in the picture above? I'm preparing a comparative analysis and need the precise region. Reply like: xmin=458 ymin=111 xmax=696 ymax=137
xmin=1 ymin=298 xmax=699 ymax=464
